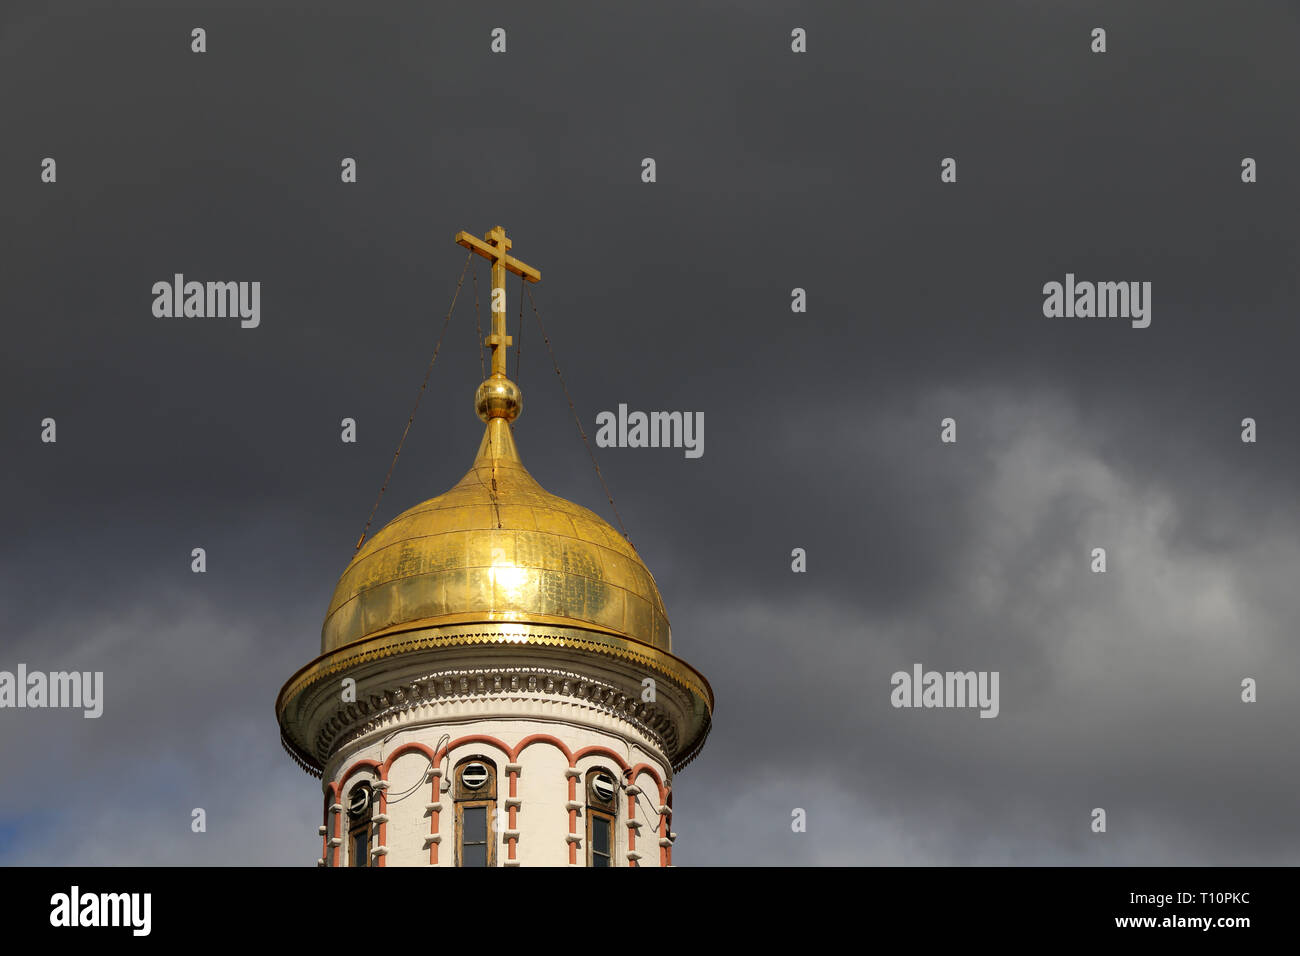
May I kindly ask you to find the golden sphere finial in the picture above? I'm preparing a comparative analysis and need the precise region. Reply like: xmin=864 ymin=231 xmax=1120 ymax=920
xmin=475 ymin=374 xmax=522 ymax=423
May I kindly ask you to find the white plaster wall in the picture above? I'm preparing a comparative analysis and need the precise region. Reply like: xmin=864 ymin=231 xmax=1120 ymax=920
xmin=515 ymin=739 xmax=570 ymax=866
xmin=385 ymin=751 xmax=435 ymax=867
xmin=631 ymin=766 xmax=667 ymax=866
xmin=324 ymin=713 xmax=672 ymax=867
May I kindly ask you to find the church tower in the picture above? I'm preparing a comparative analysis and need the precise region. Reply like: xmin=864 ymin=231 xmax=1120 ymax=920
xmin=276 ymin=226 xmax=713 ymax=867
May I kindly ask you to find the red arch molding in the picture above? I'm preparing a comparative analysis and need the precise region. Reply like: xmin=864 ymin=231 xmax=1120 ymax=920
xmin=334 ymin=733 xmax=668 ymax=867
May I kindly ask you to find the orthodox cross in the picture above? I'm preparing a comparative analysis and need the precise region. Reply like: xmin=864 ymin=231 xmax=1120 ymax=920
xmin=454 ymin=225 xmax=541 ymax=377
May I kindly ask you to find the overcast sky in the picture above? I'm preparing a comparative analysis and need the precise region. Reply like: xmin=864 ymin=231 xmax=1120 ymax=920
xmin=2 ymin=0 xmax=1298 ymax=865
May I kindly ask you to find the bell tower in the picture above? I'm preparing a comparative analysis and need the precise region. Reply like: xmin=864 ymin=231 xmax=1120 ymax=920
xmin=276 ymin=226 xmax=712 ymax=866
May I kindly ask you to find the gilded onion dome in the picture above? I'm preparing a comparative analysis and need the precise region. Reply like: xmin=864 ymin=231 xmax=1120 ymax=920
xmin=278 ymin=227 xmax=711 ymax=777
xmin=321 ymin=416 xmax=671 ymax=654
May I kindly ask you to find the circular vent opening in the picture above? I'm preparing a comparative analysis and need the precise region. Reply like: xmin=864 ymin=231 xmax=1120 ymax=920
xmin=347 ymin=783 xmax=372 ymax=818
xmin=592 ymin=774 xmax=616 ymax=802
xmin=461 ymin=763 xmax=489 ymax=789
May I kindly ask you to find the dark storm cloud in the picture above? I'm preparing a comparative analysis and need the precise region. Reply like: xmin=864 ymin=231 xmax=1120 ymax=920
xmin=1 ymin=1 xmax=1297 ymax=864
xmin=675 ymin=386 xmax=1300 ymax=864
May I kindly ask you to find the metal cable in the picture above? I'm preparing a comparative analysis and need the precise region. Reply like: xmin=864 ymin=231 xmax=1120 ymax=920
xmin=354 ymin=251 xmax=473 ymax=552
xmin=525 ymin=284 xmax=633 ymax=548
xmin=373 ymin=732 xmax=452 ymax=806
xmin=472 ymin=266 xmax=485 ymax=380
xmin=515 ymin=271 xmax=525 ymax=384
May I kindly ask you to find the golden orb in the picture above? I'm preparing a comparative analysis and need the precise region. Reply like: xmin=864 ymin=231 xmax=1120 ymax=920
xmin=475 ymin=374 xmax=522 ymax=422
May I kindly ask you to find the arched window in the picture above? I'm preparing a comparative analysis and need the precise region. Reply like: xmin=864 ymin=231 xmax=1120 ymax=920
xmin=454 ymin=758 xmax=497 ymax=867
xmin=346 ymin=781 xmax=374 ymax=868
xmin=585 ymin=769 xmax=618 ymax=867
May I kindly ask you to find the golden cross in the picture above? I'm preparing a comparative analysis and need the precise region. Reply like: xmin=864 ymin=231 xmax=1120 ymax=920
xmin=454 ymin=225 xmax=541 ymax=378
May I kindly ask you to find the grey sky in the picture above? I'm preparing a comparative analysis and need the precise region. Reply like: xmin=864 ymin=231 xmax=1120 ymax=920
xmin=1 ymin=1 xmax=1297 ymax=865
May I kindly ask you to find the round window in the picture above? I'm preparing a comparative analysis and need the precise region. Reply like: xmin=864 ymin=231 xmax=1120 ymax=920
xmin=461 ymin=762 xmax=489 ymax=789
xmin=592 ymin=774 xmax=616 ymax=802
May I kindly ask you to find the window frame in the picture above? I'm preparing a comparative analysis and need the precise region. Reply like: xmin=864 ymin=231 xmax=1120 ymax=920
xmin=346 ymin=780 xmax=374 ymax=868
xmin=453 ymin=757 xmax=498 ymax=868
xmin=585 ymin=769 xmax=619 ymax=868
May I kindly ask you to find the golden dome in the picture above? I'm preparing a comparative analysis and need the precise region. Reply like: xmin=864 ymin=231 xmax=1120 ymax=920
xmin=279 ymin=228 xmax=711 ymax=780
xmin=321 ymin=416 xmax=671 ymax=655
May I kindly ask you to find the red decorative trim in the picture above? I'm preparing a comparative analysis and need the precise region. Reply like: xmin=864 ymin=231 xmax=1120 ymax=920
xmin=662 ymin=784 xmax=672 ymax=867
xmin=626 ymin=762 xmax=663 ymax=790
xmin=377 ymin=765 xmax=389 ymax=868
xmin=625 ymin=765 xmax=668 ymax=868
xmin=321 ymin=797 xmax=331 ymax=866
xmin=379 ymin=742 xmax=442 ymax=865
xmin=381 ymin=741 xmax=438 ymax=775
xmin=322 ymin=780 xmax=341 ymax=867
xmin=511 ymin=733 xmax=574 ymax=764
xmin=507 ymin=768 xmax=519 ymax=862
xmin=431 ymin=736 xmax=512 ymax=867
xmin=336 ymin=759 xmax=388 ymax=866
xmin=571 ymin=745 xmax=631 ymax=773
xmin=339 ymin=758 xmax=381 ymax=791
xmin=567 ymin=774 xmax=577 ymax=865
xmin=432 ymin=734 xmax=513 ymax=765
xmin=332 ymin=734 xmax=666 ymax=867
xmin=626 ymin=790 xmax=637 ymax=866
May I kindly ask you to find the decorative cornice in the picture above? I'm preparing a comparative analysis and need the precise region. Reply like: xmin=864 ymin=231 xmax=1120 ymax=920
xmin=281 ymin=624 xmax=711 ymax=711
xmin=310 ymin=663 xmax=680 ymax=770
xmin=277 ymin=622 xmax=712 ymax=777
